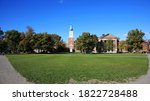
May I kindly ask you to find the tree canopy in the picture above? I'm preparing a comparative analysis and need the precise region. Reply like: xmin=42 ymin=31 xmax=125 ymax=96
xmin=5 ymin=30 xmax=21 ymax=53
xmin=0 ymin=40 xmax=7 ymax=53
xmin=2 ymin=26 xmax=67 ymax=54
xmin=126 ymin=29 xmax=145 ymax=52
xmin=76 ymin=32 xmax=98 ymax=53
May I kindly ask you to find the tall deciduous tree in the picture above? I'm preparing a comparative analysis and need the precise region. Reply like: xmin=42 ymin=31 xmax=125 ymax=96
xmin=24 ymin=26 xmax=35 ymax=53
xmin=96 ymin=40 xmax=106 ymax=53
xmin=50 ymin=34 xmax=66 ymax=52
xmin=0 ymin=40 xmax=8 ymax=53
xmin=76 ymin=32 xmax=98 ymax=53
xmin=126 ymin=29 xmax=145 ymax=52
xmin=119 ymin=40 xmax=128 ymax=52
xmin=33 ymin=34 xmax=43 ymax=53
xmin=41 ymin=33 xmax=55 ymax=53
xmin=5 ymin=30 xmax=21 ymax=53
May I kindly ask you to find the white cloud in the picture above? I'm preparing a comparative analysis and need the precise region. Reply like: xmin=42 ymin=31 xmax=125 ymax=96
xmin=123 ymin=34 xmax=127 ymax=36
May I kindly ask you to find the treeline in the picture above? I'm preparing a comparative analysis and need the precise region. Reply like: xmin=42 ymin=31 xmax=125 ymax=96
xmin=0 ymin=26 xmax=68 ymax=54
xmin=0 ymin=26 xmax=149 ymax=54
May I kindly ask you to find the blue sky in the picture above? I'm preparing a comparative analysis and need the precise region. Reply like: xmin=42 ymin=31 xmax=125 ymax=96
xmin=0 ymin=0 xmax=150 ymax=42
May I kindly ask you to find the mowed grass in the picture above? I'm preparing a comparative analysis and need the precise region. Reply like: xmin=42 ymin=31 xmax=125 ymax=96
xmin=7 ymin=54 xmax=148 ymax=83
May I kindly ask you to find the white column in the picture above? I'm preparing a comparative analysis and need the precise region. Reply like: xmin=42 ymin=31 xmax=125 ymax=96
xmin=70 ymin=48 xmax=73 ymax=52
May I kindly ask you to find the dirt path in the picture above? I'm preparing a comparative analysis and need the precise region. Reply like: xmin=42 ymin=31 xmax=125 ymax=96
xmin=130 ymin=54 xmax=150 ymax=84
xmin=0 ymin=55 xmax=31 ymax=84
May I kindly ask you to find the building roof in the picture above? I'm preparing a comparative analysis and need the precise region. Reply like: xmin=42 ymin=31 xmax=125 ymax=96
xmin=99 ymin=34 xmax=118 ymax=40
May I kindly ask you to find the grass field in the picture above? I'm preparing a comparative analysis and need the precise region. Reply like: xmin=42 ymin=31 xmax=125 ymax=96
xmin=7 ymin=54 xmax=148 ymax=84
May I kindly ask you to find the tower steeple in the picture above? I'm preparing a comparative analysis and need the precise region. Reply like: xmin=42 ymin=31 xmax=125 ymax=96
xmin=68 ymin=24 xmax=74 ymax=52
xmin=70 ymin=24 xmax=73 ymax=31
xmin=69 ymin=24 xmax=73 ymax=38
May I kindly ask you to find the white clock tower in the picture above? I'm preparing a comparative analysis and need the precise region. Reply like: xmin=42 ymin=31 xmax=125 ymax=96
xmin=68 ymin=24 xmax=74 ymax=52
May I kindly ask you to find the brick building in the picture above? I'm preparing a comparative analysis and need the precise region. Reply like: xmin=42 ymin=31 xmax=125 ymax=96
xmin=141 ymin=41 xmax=150 ymax=53
xmin=98 ymin=34 xmax=118 ymax=53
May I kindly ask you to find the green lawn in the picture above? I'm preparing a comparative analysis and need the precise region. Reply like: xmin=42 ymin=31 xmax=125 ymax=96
xmin=7 ymin=54 xmax=148 ymax=83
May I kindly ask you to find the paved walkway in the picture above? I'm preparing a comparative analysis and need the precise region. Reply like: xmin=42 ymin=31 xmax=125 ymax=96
xmin=0 ymin=55 xmax=31 ymax=84
xmin=130 ymin=54 xmax=150 ymax=84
